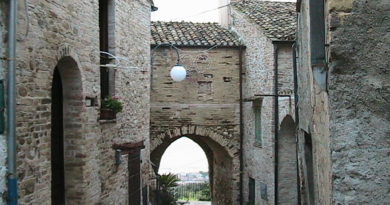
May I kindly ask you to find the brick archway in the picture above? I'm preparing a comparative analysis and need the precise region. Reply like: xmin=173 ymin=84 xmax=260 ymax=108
xmin=51 ymin=56 xmax=86 ymax=204
xmin=277 ymin=115 xmax=298 ymax=205
xmin=151 ymin=125 xmax=240 ymax=205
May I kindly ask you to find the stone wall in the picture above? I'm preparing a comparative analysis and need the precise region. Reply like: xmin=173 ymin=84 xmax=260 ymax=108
xmin=231 ymin=6 xmax=295 ymax=204
xmin=277 ymin=116 xmax=297 ymax=205
xmin=231 ymin=6 xmax=296 ymax=205
xmin=98 ymin=0 xmax=152 ymax=204
xmin=296 ymin=1 xmax=333 ymax=204
xmin=327 ymin=0 xmax=390 ymax=204
xmin=13 ymin=0 xmax=151 ymax=204
xmin=0 ymin=2 xmax=6 ymax=204
xmin=296 ymin=0 xmax=390 ymax=204
xmin=150 ymin=47 xmax=241 ymax=205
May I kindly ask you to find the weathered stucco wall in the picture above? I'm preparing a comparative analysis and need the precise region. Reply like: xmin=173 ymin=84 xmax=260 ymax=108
xmin=13 ymin=0 xmax=151 ymax=204
xmin=150 ymin=47 xmax=241 ymax=205
xmin=296 ymin=1 xmax=333 ymax=204
xmin=327 ymin=0 xmax=390 ymax=204
xmin=297 ymin=0 xmax=390 ymax=204
xmin=231 ymin=7 xmax=297 ymax=205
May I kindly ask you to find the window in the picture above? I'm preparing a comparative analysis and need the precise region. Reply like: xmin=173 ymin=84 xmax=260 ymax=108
xmin=309 ymin=0 xmax=327 ymax=90
xmin=304 ymin=132 xmax=315 ymax=205
xmin=99 ymin=0 xmax=116 ymax=99
xmin=260 ymin=182 xmax=268 ymax=201
xmin=254 ymin=99 xmax=262 ymax=146
xmin=248 ymin=177 xmax=255 ymax=203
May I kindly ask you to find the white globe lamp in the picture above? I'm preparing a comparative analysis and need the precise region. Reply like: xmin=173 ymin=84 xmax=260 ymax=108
xmin=170 ymin=64 xmax=186 ymax=82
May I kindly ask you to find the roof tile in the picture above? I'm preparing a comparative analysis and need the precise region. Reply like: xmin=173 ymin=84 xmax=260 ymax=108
xmin=233 ymin=0 xmax=297 ymax=41
xmin=151 ymin=21 xmax=242 ymax=47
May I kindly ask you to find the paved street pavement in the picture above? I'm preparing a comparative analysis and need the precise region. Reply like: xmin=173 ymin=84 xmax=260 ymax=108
xmin=177 ymin=201 xmax=211 ymax=205
xmin=188 ymin=202 xmax=211 ymax=205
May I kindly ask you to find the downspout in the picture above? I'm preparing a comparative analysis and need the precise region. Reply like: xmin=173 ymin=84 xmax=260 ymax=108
xmin=273 ymin=44 xmax=279 ymax=205
xmin=7 ymin=0 xmax=18 ymax=204
xmin=292 ymin=43 xmax=301 ymax=205
xmin=238 ymin=46 xmax=244 ymax=205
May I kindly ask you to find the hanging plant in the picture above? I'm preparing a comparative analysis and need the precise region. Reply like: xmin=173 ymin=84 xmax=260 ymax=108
xmin=101 ymin=96 xmax=123 ymax=113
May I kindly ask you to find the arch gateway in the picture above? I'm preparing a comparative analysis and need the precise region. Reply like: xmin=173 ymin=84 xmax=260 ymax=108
xmin=150 ymin=126 xmax=240 ymax=205
xmin=150 ymin=24 xmax=243 ymax=204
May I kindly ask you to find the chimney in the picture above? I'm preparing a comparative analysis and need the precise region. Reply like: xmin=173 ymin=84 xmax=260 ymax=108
xmin=219 ymin=0 xmax=231 ymax=27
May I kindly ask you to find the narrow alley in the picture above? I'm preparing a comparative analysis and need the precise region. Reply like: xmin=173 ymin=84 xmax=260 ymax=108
xmin=0 ymin=0 xmax=388 ymax=205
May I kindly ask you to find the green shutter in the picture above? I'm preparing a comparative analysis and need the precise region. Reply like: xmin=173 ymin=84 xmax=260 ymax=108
xmin=255 ymin=106 xmax=262 ymax=145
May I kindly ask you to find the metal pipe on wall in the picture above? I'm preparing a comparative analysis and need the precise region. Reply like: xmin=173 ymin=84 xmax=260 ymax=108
xmin=273 ymin=44 xmax=280 ymax=205
xmin=7 ymin=0 xmax=18 ymax=204
xmin=238 ymin=46 xmax=244 ymax=205
xmin=292 ymin=43 xmax=302 ymax=205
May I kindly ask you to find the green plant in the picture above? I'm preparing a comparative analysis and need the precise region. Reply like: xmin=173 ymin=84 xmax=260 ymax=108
xmin=198 ymin=182 xmax=211 ymax=201
xmin=159 ymin=173 xmax=180 ymax=205
xmin=101 ymin=96 xmax=123 ymax=113
xmin=245 ymin=201 xmax=254 ymax=205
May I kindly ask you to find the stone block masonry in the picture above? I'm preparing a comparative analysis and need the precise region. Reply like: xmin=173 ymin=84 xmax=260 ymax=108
xmin=231 ymin=6 xmax=297 ymax=205
xmin=3 ymin=0 xmax=152 ymax=204
xmin=150 ymin=47 xmax=242 ymax=205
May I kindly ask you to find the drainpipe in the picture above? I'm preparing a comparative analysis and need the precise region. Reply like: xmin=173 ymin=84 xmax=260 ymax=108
xmin=7 ymin=0 xmax=18 ymax=204
xmin=292 ymin=43 xmax=302 ymax=205
xmin=0 ymin=80 xmax=4 ymax=134
xmin=238 ymin=46 xmax=244 ymax=205
xmin=273 ymin=44 xmax=279 ymax=205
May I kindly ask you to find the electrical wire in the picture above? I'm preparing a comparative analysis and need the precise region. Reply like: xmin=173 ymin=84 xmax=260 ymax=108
xmin=100 ymin=51 xmax=142 ymax=70
xmin=170 ymin=4 xmax=231 ymax=21
xmin=24 ymin=0 xmax=30 ymax=38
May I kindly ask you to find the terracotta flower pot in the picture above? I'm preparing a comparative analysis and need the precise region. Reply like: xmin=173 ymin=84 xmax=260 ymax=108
xmin=100 ymin=108 xmax=116 ymax=120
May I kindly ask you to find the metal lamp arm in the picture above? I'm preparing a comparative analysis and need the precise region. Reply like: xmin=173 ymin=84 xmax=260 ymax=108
xmin=151 ymin=43 xmax=181 ymax=65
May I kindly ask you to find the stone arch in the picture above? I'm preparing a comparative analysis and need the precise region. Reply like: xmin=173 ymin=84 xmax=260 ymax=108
xmin=277 ymin=115 xmax=298 ymax=205
xmin=51 ymin=56 xmax=86 ymax=204
xmin=151 ymin=126 xmax=240 ymax=205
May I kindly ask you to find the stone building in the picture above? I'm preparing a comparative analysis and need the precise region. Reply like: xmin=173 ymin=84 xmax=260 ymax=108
xmin=150 ymin=21 xmax=243 ymax=205
xmin=226 ymin=1 xmax=298 ymax=205
xmin=0 ymin=2 xmax=7 ymax=205
xmin=296 ymin=0 xmax=390 ymax=204
xmin=1 ymin=0 xmax=153 ymax=204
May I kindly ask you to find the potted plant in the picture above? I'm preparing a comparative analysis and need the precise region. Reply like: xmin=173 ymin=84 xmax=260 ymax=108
xmin=100 ymin=96 xmax=123 ymax=120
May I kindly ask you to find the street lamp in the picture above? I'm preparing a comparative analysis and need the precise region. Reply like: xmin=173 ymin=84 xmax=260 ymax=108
xmin=170 ymin=64 xmax=186 ymax=82
xmin=151 ymin=43 xmax=186 ymax=82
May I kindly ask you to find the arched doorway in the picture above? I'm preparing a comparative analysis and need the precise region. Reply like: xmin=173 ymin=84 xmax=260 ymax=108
xmin=277 ymin=115 xmax=298 ymax=205
xmin=51 ymin=67 xmax=65 ymax=204
xmin=304 ymin=132 xmax=315 ymax=205
xmin=151 ymin=128 xmax=237 ymax=205
xmin=159 ymin=137 xmax=209 ymax=174
xmin=158 ymin=137 xmax=210 ymax=203
xmin=51 ymin=56 xmax=84 ymax=204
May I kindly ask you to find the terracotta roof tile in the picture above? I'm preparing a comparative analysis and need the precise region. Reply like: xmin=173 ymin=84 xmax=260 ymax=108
xmin=233 ymin=0 xmax=297 ymax=41
xmin=151 ymin=21 xmax=242 ymax=47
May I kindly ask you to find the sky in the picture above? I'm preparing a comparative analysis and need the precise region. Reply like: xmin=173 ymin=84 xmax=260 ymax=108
xmin=152 ymin=0 xmax=296 ymax=23
xmin=159 ymin=137 xmax=208 ymax=174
